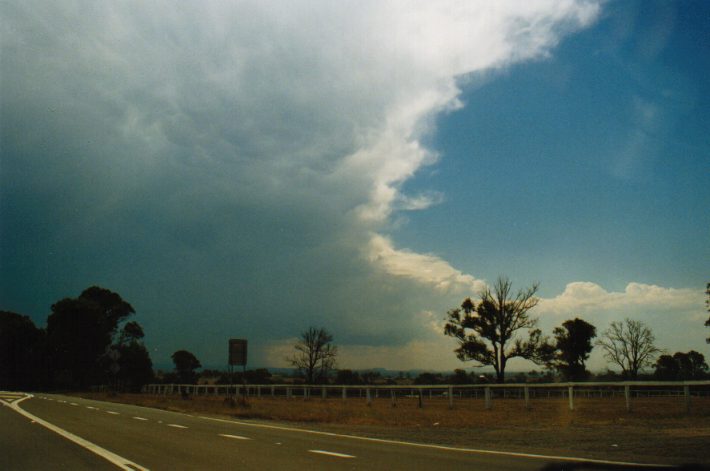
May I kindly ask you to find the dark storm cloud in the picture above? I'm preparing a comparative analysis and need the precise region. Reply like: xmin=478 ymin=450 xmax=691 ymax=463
xmin=1 ymin=1 xmax=600 ymax=367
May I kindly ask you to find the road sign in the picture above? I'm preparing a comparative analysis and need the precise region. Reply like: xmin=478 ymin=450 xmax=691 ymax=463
xmin=228 ymin=339 xmax=247 ymax=366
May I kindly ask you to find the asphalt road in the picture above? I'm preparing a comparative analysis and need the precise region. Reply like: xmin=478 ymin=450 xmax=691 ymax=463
xmin=0 ymin=392 xmax=678 ymax=471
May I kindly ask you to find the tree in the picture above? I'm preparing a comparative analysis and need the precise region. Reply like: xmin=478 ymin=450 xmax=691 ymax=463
xmin=548 ymin=318 xmax=597 ymax=381
xmin=0 ymin=311 xmax=46 ymax=390
xmin=654 ymin=354 xmax=679 ymax=381
xmin=289 ymin=327 xmax=337 ymax=384
xmin=171 ymin=350 xmax=201 ymax=384
xmin=45 ymin=286 xmax=144 ymax=389
xmin=705 ymin=282 xmax=709 ymax=343
xmin=444 ymin=276 xmax=549 ymax=383
xmin=596 ymin=319 xmax=661 ymax=379
xmin=675 ymin=351 xmax=708 ymax=380
xmin=655 ymin=351 xmax=708 ymax=381
xmin=335 ymin=369 xmax=363 ymax=385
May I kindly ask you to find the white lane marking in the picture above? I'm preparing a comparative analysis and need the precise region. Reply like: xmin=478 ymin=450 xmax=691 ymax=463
xmin=86 ymin=406 xmax=98 ymax=410
xmin=9 ymin=395 xmax=148 ymax=471
xmin=70 ymin=403 xmax=78 ymax=406
xmin=167 ymin=424 xmax=187 ymax=429
xmin=132 ymin=417 xmax=149 ymax=421
xmin=106 ymin=411 xmax=120 ymax=415
xmin=219 ymin=434 xmax=251 ymax=440
xmin=198 ymin=416 xmax=672 ymax=468
xmin=309 ymin=450 xmax=355 ymax=459
xmin=58 ymin=400 xmax=66 ymax=403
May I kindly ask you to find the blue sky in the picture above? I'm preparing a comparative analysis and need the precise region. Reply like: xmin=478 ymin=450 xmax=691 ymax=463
xmin=397 ymin=0 xmax=709 ymax=296
xmin=2 ymin=1 xmax=708 ymax=372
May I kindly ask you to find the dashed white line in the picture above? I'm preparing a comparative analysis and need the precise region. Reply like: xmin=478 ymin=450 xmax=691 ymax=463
xmin=86 ymin=406 xmax=98 ymax=410
xmin=69 ymin=402 xmax=78 ymax=406
xmin=308 ymin=450 xmax=355 ymax=459
xmin=9 ymin=395 xmax=148 ymax=471
xmin=219 ymin=434 xmax=251 ymax=440
xmin=132 ymin=417 xmax=148 ymax=421
xmin=106 ymin=411 xmax=120 ymax=415
xmin=167 ymin=424 xmax=188 ymax=429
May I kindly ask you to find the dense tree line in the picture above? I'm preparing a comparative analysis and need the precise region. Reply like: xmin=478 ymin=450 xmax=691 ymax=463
xmin=0 ymin=287 xmax=153 ymax=392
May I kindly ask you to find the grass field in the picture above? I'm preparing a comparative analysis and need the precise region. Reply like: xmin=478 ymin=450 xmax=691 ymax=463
xmin=77 ymin=392 xmax=710 ymax=465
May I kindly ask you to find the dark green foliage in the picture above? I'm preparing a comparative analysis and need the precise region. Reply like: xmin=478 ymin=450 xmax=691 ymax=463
xmin=0 ymin=311 xmax=46 ymax=390
xmin=1 ymin=286 xmax=153 ymax=391
xmin=414 ymin=372 xmax=445 ymax=385
xmin=449 ymin=369 xmax=475 ymax=384
xmin=116 ymin=342 xmax=154 ymax=392
xmin=45 ymin=286 xmax=145 ymax=390
xmin=444 ymin=277 xmax=550 ymax=383
xmin=172 ymin=350 xmax=202 ymax=383
xmin=655 ymin=351 xmax=708 ymax=381
xmin=548 ymin=318 xmax=597 ymax=381
xmin=335 ymin=369 xmax=363 ymax=385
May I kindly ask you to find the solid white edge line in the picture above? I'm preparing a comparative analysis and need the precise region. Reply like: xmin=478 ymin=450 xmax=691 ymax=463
xmin=197 ymin=415 xmax=672 ymax=468
xmin=219 ymin=433 xmax=251 ymax=440
xmin=9 ymin=395 xmax=149 ymax=471
xmin=166 ymin=424 xmax=187 ymax=429
xmin=309 ymin=450 xmax=355 ymax=459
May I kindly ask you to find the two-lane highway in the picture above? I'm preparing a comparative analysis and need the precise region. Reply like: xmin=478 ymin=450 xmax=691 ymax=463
xmin=2 ymin=392 xmax=671 ymax=470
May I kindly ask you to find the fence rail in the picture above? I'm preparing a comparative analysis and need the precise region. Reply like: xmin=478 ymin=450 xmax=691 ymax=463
xmin=142 ymin=380 xmax=710 ymax=412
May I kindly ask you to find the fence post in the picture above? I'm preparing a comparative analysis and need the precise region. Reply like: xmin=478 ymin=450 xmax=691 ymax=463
xmin=366 ymin=388 xmax=372 ymax=406
xmin=448 ymin=386 xmax=454 ymax=409
xmin=342 ymin=387 xmax=347 ymax=401
xmin=568 ymin=386 xmax=574 ymax=411
xmin=418 ymin=388 xmax=423 ymax=408
xmin=524 ymin=386 xmax=530 ymax=410
xmin=684 ymin=385 xmax=690 ymax=413
xmin=624 ymin=385 xmax=631 ymax=412
xmin=484 ymin=387 xmax=491 ymax=410
xmin=391 ymin=389 xmax=397 ymax=408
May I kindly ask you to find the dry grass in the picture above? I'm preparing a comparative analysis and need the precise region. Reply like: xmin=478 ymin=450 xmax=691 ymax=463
xmin=76 ymin=392 xmax=710 ymax=465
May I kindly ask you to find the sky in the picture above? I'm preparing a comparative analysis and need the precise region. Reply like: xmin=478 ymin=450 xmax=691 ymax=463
xmin=2 ymin=1 xmax=708 ymax=373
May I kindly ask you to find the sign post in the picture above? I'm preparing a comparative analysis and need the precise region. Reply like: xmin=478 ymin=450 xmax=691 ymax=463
xmin=228 ymin=339 xmax=247 ymax=404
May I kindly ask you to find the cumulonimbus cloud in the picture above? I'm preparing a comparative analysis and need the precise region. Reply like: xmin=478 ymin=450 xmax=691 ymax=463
xmin=2 ymin=0 xmax=608 ymax=366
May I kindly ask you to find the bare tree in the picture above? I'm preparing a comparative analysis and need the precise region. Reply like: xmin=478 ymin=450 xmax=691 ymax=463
xmin=289 ymin=327 xmax=337 ymax=384
xmin=596 ymin=318 xmax=661 ymax=379
xmin=444 ymin=276 xmax=551 ymax=383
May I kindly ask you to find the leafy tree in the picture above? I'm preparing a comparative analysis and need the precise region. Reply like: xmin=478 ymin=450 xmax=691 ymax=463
xmin=45 ymin=286 xmax=144 ymax=389
xmin=118 ymin=321 xmax=144 ymax=346
xmin=548 ymin=318 xmax=597 ymax=381
xmin=289 ymin=327 xmax=337 ymax=384
xmin=116 ymin=342 xmax=154 ymax=391
xmin=654 ymin=354 xmax=679 ymax=381
xmin=675 ymin=351 xmax=708 ymax=380
xmin=596 ymin=318 xmax=661 ymax=379
xmin=655 ymin=351 xmax=708 ymax=381
xmin=0 ymin=311 xmax=46 ymax=390
xmin=172 ymin=350 xmax=201 ymax=383
xmin=444 ymin=276 xmax=550 ymax=383
xmin=335 ymin=369 xmax=363 ymax=385
xmin=414 ymin=372 xmax=444 ymax=385
xmin=448 ymin=369 xmax=474 ymax=385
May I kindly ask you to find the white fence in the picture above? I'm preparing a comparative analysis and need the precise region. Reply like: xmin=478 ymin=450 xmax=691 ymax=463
xmin=142 ymin=380 xmax=710 ymax=412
